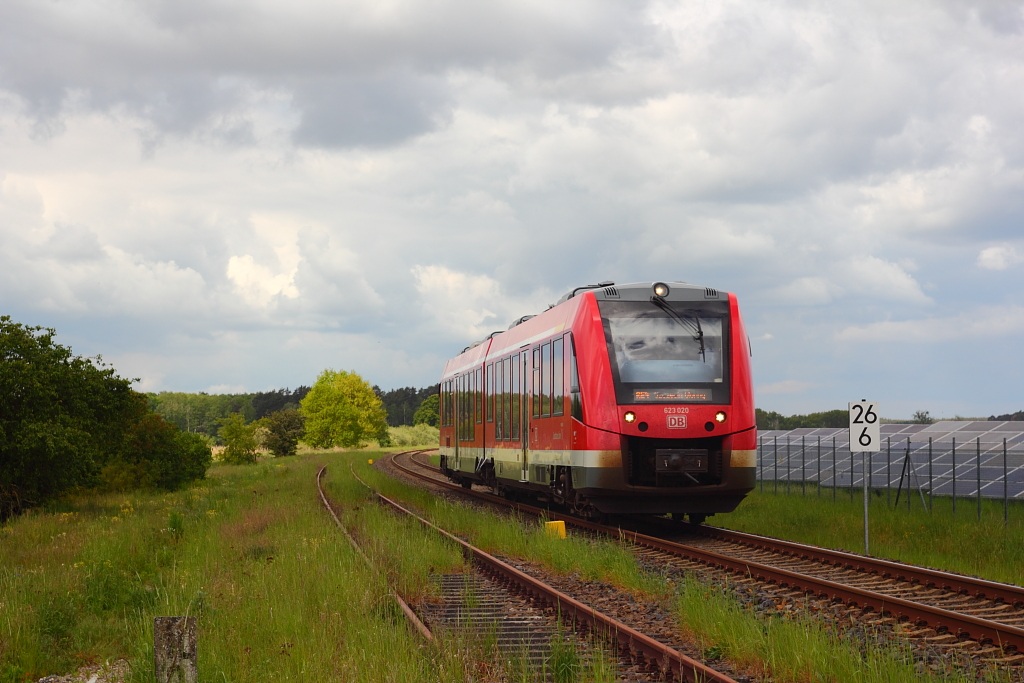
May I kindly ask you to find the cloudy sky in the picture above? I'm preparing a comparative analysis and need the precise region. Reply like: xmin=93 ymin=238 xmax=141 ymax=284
xmin=2 ymin=0 xmax=1023 ymax=419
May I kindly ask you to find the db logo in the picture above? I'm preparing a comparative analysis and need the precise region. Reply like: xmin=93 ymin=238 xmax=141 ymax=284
xmin=667 ymin=415 xmax=687 ymax=429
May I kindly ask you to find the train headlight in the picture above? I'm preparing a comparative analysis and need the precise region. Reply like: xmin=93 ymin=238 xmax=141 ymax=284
xmin=715 ymin=411 xmax=727 ymax=423
xmin=624 ymin=411 xmax=637 ymax=423
xmin=652 ymin=282 xmax=670 ymax=298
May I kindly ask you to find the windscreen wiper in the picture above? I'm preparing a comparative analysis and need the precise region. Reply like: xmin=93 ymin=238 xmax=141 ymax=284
xmin=650 ymin=296 xmax=706 ymax=362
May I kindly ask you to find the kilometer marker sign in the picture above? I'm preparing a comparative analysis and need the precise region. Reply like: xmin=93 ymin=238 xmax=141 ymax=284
xmin=849 ymin=401 xmax=880 ymax=452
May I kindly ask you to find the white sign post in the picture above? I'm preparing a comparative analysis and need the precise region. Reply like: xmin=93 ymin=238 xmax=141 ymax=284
xmin=849 ymin=401 xmax=879 ymax=555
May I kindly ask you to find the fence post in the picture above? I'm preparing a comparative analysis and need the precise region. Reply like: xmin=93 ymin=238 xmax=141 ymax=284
xmin=786 ymin=436 xmax=792 ymax=495
xmin=886 ymin=436 xmax=892 ymax=506
xmin=1004 ymin=438 xmax=1009 ymax=527
xmin=976 ymin=438 xmax=981 ymax=521
xmin=952 ymin=437 xmax=957 ymax=516
xmin=830 ymin=436 xmax=836 ymax=502
xmin=817 ymin=435 xmax=822 ymax=498
xmin=848 ymin=436 xmax=853 ymax=502
xmin=758 ymin=434 xmax=763 ymax=492
xmin=928 ymin=437 xmax=933 ymax=513
xmin=801 ymin=435 xmax=806 ymax=495
xmin=774 ymin=435 xmax=779 ymax=494
xmin=154 ymin=617 xmax=197 ymax=683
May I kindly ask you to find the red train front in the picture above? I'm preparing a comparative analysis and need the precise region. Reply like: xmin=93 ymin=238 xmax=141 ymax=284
xmin=439 ymin=281 xmax=757 ymax=523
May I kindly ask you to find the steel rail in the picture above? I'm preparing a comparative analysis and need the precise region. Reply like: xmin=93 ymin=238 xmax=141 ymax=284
xmin=316 ymin=464 xmax=434 ymax=642
xmin=390 ymin=452 xmax=1024 ymax=652
xmin=371 ymin=488 xmax=738 ymax=683
xmin=692 ymin=525 xmax=1024 ymax=606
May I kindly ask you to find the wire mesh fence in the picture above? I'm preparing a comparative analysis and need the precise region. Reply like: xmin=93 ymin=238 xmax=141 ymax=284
xmin=756 ymin=421 xmax=1024 ymax=522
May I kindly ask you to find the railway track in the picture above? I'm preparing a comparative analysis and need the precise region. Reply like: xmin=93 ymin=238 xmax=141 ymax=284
xmin=388 ymin=450 xmax=1024 ymax=678
xmin=318 ymin=458 xmax=742 ymax=682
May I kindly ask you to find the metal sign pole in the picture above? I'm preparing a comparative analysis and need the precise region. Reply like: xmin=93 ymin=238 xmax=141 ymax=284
xmin=863 ymin=452 xmax=869 ymax=554
xmin=849 ymin=401 xmax=880 ymax=556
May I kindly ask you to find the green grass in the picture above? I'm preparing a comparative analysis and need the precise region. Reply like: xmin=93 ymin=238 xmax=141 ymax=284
xmin=4 ymin=452 xmax=1022 ymax=682
xmin=1 ymin=454 xmax=489 ymax=682
xmin=717 ymin=486 xmax=1024 ymax=585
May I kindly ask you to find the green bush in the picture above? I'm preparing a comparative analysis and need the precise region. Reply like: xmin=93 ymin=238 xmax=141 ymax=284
xmin=387 ymin=424 xmax=440 ymax=447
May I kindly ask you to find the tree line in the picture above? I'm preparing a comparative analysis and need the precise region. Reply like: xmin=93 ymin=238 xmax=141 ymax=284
xmin=0 ymin=316 xmax=211 ymax=521
xmin=755 ymin=408 xmax=940 ymax=430
xmin=756 ymin=407 xmax=1024 ymax=429
xmin=1 ymin=313 xmax=442 ymax=521
xmin=148 ymin=384 xmax=439 ymax=440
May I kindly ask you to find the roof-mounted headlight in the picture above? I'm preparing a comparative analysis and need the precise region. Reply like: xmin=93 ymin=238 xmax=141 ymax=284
xmin=652 ymin=282 xmax=670 ymax=298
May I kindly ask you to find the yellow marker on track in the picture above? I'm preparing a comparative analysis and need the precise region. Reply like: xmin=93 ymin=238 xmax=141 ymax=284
xmin=544 ymin=520 xmax=566 ymax=539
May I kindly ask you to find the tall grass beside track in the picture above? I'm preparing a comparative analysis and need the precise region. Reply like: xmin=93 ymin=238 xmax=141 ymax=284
xmin=717 ymin=486 xmax=1024 ymax=586
xmin=0 ymin=451 xmax=511 ymax=682
xmin=2 ymin=450 xmax=1021 ymax=682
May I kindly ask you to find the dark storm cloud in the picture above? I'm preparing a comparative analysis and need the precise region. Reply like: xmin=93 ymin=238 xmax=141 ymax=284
xmin=0 ymin=0 xmax=655 ymax=147
xmin=290 ymin=71 xmax=452 ymax=148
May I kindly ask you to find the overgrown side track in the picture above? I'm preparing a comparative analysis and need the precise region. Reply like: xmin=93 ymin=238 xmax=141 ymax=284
xmin=331 ymin=454 xmax=742 ymax=682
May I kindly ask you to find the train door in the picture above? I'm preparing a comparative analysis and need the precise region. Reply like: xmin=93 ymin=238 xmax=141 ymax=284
xmin=520 ymin=350 xmax=530 ymax=482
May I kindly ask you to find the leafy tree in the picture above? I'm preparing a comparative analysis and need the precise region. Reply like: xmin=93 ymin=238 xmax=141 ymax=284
xmin=388 ymin=423 xmax=440 ymax=447
xmin=378 ymin=385 xmax=439 ymax=426
xmin=301 ymin=370 xmax=389 ymax=448
xmin=1 ymin=316 xmax=140 ymax=518
xmin=413 ymin=393 xmax=440 ymax=427
xmin=252 ymin=387 xmax=310 ymax=420
xmin=103 ymin=411 xmax=212 ymax=490
xmin=262 ymin=408 xmax=305 ymax=457
xmin=149 ymin=391 xmax=256 ymax=439
xmin=756 ymin=408 xmax=849 ymax=430
xmin=911 ymin=410 xmax=934 ymax=424
xmin=218 ymin=412 xmax=258 ymax=464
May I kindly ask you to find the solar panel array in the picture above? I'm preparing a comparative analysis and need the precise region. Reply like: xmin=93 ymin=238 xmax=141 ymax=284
xmin=757 ymin=421 xmax=1024 ymax=500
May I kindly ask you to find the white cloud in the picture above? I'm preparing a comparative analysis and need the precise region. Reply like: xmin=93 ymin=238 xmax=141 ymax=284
xmin=411 ymin=265 xmax=504 ymax=341
xmin=835 ymin=306 xmax=1024 ymax=344
xmin=226 ymin=254 xmax=299 ymax=308
xmin=837 ymin=255 xmax=930 ymax=305
xmin=766 ymin=277 xmax=835 ymax=306
xmin=977 ymin=245 xmax=1024 ymax=271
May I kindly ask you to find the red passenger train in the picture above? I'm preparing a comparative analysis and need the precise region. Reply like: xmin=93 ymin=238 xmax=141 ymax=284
xmin=438 ymin=281 xmax=756 ymax=523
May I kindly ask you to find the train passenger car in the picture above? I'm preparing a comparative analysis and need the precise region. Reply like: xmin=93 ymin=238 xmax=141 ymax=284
xmin=438 ymin=281 xmax=756 ymax=523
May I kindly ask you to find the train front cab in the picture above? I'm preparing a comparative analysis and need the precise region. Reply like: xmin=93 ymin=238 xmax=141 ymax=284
xmin=564 ymin=286 xmax=757 ymax=520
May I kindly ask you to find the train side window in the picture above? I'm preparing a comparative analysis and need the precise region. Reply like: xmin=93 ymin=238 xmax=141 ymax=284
xmin=455 ymin=375 xmax=462 ymax=438
xmin=469 ymin=370 xmax=475 ymax=431
xmin=540 ymin=341 xmax=551 ymax=417
xmin=496 ymin=359 xmax=505 ymax=439
xmin=504 ymin=355 xmax=513 ymax=440
xmin=475 ymin=368 xmax=482 ymax=424
xmin=568 ymin=335 xmax=582 ymax=421
xmin=460 ymin=373 xmax=469 ymax=442
xmin=532 ymin=347 xmax=542 ymax=419
xmin=466 ymin=372 xmax=473 ymax=441
xmin=449 ymin=379 xmax=455 ymax=427
xmin=511 ymin=352 xmax=521 ymax=441
xmin=486 ymin=363 xmax=494 ymax=423
xmin=552 ymin=337 xmax=564 ymax=417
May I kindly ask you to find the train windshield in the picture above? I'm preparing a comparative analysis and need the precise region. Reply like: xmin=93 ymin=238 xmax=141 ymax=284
xmin=599 ymin=299 xmax=730 ymax=404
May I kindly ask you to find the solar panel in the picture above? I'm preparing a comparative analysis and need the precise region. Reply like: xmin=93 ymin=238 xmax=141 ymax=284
xmin=755 ymin=420 xmax=1024 ymax=500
